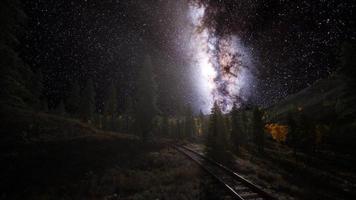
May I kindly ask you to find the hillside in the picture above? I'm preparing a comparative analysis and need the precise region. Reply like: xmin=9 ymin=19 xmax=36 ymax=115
xmin=265 ymin=74 xmax=356 ymax=154
xmin=267 ymin=74 xmax=356 ymax=122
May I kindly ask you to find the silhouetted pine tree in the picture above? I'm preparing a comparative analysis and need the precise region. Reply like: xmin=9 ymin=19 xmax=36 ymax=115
xmin=297 ymin=113 xmax=314 ymax=153
xmin=56 ymin=100 xmax=66 ymax=116
xmin=206 ymin=102 xmax=229 ymax=161
xmin=66 ymin=82 xmax=80 ymax=116
xmin=0 ymin=0 xmax=37 ymax=108
xmin=339 ymin=42 xmax=356 ymax=85
xmin=184 ymin=104 xmax=194 ymax=138
xmin=41 ymin=98 xmax=49 ymax=112
xmin=134 ymin=55 xmax=159 ymax=140
xmin=176 ymin=119 xmax=183 ymax=139
xmin=198 ymin=110 xmax=206 ymax=136
xmin=79 ymin=79 xmax=95 ymax=123
xmin=32 ymin=69 xmax=44 ymax=110
xmin=252 ymin=107 xmax=265 ymax=153
xmin=230 ymin=103 xmax=244 ymax=153
xmin=172 ymin=120 xmax=178 ymax=139
xmin=123 ymin=95 xmax=134 ymax=133
xmin=161 ymin=115 xmax=169 ymax=136
xmin=287 ymin=112 xmax=298 ymax=159
xmin=104 ymin=81 xmax=118 ymax=130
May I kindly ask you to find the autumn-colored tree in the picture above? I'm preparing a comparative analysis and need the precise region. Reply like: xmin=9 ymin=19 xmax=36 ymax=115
xmin=265 ymin=123 xmax=288 ymax=143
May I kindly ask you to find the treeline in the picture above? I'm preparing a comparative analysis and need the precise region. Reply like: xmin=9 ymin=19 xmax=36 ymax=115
xmin=151 ymin=102 xmax=268 ymax=160
xmin=31 ymin=56 xmax=159 ymax=140
xmin=0 ymin=0 xmax=41 ymax=109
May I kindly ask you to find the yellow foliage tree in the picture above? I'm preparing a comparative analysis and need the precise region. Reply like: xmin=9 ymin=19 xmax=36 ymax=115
xmin=265 ymin=123 xmax=288 ymax=143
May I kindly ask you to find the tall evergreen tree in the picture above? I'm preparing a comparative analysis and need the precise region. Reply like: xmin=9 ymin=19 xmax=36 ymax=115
xmin=55 ymin=100 xmax=66 ymax=116
xmin=206 ymin=102 xmax=229 ymax=160
xmin=339 ymin=42 xmax=356 ymax=84
xmin=66 ymin=82 xmax=80 ymax=116
xmin=32 ymin=69 xmax=44 ymax=110
xmin=198 ymin=110 xmax=206 ymax=136
xmin=41 ymin=98 xmax=49 ymax=112
xmin=161 ymin=115 xmax=169 ymax=136
xmin=252 ymin=107 xmax=265 ymax=153
xmin=0 ymin=0 xmax=37 ymax=108
xmin=123 ymin=95 xmax=134 ymax=133
xmin=134 ymin=55 xmax=159 ymax=140
xmin=230 ymin=103 xmax=244 ymax=153
xmin=287 ymin=112 xmax=298 ymax=158
xmin=104 ymin=81 xmax=118 ymax=130
xmin=184 ymin=104 xmax=194 ymax=138
xmin=296 ymin=113 xmax=313 ymax=154
xmin=79 ymin=79 xmax=95 ymax=123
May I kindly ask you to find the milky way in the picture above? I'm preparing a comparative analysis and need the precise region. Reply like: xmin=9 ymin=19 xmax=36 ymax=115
xmin=21 ymin=0 xmax=355 ymax=114
xmin=188 ymin=3 xmax=255 ymax=113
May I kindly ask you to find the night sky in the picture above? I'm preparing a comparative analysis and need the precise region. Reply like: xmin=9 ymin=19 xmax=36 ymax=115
xmin=20 ymin=0 xmax=356 ymax=114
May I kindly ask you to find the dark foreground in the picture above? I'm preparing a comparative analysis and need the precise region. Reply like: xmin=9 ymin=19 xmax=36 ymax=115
xmin=0 ymin=107 xmax=235 ymax=200
xmin=1 ymin=107 xmax=355 ymax=200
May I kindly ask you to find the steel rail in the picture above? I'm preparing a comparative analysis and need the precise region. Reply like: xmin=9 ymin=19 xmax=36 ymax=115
xmin=172 ymin=144 xmax=276 ymax=200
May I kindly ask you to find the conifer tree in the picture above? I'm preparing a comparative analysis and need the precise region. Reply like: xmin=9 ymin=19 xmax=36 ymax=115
xmin=161 ymin=115 xmax=169 ymax=136
xmin=287 ymin=112 xmax=298 ymax=158
xmin=56 ymin=100 xmax=66 ymax=116
xmin=79 ymin=79 xmax=95 ymax=123
xmin=296 ymin=113 xmax=313 ymax=154
xmin=41 ymin=98 xmax=49 ymax=112
xmin=66 ymin=82 xmax=80 ymax=116
xmin=123 ymin=95 xmax=134 ymax=133
xmin=206 ymin=102 xmax=229 ymax=160
xmin=184 ymin=104 xmax=194 ymax=137
xmin=198 ymin=110 xmax=206 ymax=135
xmin=230 ymin=103 xmax=244 ymax=153
xmin=0 ymin=0 xmax=37 ymax=108
xmin=134 ymin=55 xmax=159 ymax=140
xmin=32 ymin=69 xmax=44 ymax=110
xmin=171 ymin=120 xmax=178 ymax=139
xmin=176 ymin=119 xmax=183 ymax=139
xmin=104 ymin=81 xmax=118 ymax=130
xmin=252 ymin=107 xmax=265 ymax=153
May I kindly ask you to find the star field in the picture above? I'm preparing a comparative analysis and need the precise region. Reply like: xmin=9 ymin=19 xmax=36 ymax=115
xmin=20 ymin=0 xmax=356 ymax=113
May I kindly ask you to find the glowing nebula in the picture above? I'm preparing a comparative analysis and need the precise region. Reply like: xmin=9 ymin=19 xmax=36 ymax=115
xmin=188 ymin=3 xmax=254 ymax=113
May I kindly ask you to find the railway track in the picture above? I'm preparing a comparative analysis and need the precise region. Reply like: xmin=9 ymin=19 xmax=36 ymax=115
xmin=173 ymin=144 xmax=276 ymax=200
